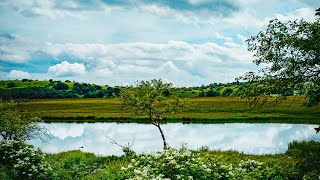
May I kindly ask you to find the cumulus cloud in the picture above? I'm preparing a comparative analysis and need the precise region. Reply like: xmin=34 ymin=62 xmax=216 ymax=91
xmin=214 ymin=32 xmax=233 ymax=42
xmin=48 ymin=61 xmax=87 ymax=77
xmin=1 ymin=0 xmax=318 ymax=86
xmin=0 ymin=32 xmax=257 ymax=86
xmin=0 ymin=34 xmax=257 ymax=85
xmin=43 ymin=40 xmax=251 ymax=65
xmin=274 ymin=7 xmax=317 ymax=22
xmin=7 ymin=70 xmax=31 ymax=79
xmin=0 ymin=0 xmax=238 ymax=20
xmin=0 ymin=0 xmax=116 ymax=20
xmin=0 ymin=34 xmax=39 ymax=63
xmin=41 ymin=39 xmax=256 ymax=85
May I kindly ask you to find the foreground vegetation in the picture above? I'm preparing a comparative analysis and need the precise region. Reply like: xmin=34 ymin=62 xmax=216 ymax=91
xmin=17 ymin=97 xmax=320 ymax=124
xmin=1 ymin=140 xmax=319 ymax=179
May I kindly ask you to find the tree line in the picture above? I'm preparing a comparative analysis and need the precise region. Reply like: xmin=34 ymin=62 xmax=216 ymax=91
xmin=1 ymin=79 xmax=302 ymax=100
xmin=0 ymin=80 xmax=121 ymax=100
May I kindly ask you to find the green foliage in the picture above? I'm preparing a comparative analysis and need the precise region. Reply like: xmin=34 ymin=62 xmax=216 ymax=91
xmin=120 ymin=79 xmax=191 ymax=119
xmin=236 ymin=72 xmax=289 ymax=109
xmin=222 ymin=88 xmax=233 ymax=96
xmin=195 ymin=82 xmax=239 ymax=97
xmin=0 ymin=141 xmax=309 ymax=179
xmin=6 ymin=82 xmax=16 ymax=88
xmin=287 ymin=141 xmax=320 ymax=179
xmin=46 ymin=150 xmax=128 ymax=179
xmin=0 ymin=100 xmax=45 ymax=141
xmin=0 ymin=140 xmax=53 ymax=179
xmin=53 ymin=82 xmax=69 ymax=90
xmin=0 ymin=80 xmax=121 ymax=99
xmin=120 ymin=79 xmax=191 ymax=149
xmin=240 ymin=12 xmax=320 ymax=107
xmin=1 ymin=77 xmax=312 ymax=100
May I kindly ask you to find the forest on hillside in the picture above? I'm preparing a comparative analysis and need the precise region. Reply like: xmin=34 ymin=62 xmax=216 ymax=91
xmin=0 ymin=79 xmax=300 ymax=100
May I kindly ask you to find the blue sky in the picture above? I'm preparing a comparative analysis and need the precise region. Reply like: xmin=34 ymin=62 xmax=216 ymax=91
xmin=0 ymin=0 xmax=319 ymax=86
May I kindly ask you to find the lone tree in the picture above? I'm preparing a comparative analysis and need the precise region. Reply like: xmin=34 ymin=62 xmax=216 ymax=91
xmin=238 ymin=8 xmax=320 ymax=107
xmin=119 ymin=79 xmax=190 ymax=149
xmin=0 ymin=100 xmax=49 ymax=141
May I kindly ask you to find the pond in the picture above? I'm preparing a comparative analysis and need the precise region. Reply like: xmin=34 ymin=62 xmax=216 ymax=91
xmin=27 ymin=123 xmax=320 ymax=156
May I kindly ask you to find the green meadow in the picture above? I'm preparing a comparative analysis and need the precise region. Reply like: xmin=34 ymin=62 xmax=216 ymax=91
xmin=18 ymin=96 xmax=320 ymax=124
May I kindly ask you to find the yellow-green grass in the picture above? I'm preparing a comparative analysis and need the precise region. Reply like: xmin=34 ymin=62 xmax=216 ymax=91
xmin=20 ymin=97 xmax=320 ymax=124
xmin=0 ymin=80 xmax=50 ymax=89
xmin=18 ymin=96 xmax=320 ymax=123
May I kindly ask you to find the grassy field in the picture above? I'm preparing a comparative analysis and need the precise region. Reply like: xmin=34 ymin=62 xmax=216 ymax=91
xmin=0 ymin=80 xmax=50 ymax=89
xmin=18 ymin=96 xmax=320 ymax=124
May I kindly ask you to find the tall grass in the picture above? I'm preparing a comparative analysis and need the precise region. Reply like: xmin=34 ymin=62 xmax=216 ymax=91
xmin=42 ymin=141 xmax=320 ymax=179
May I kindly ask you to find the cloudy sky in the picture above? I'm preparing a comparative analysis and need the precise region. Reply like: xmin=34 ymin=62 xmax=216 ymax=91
xmin=0 ymin=0 xmax=319 ymax=86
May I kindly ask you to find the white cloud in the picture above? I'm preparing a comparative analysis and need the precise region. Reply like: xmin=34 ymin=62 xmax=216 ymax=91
xmin=48 ymin=61 xmax=87 ymax=77
xmin=214 ymin=32 xmax=233 ymax=42
xmin=43 ymin=40 xmax=251 ymax=65
xmin=29 ymin=123 xmax=319 ymax=155
xmin=237 ymin=34 xmax=247 ymax=42
xmin=212 ymin=7 xmax=317 ymax=38
xmin=2 ymin=1 xmax=318 ymax=86
xmin=0 ymin=32 xmax=257 ymax=86
xmin=188 ymin=0 xmax=213 ymax=5
xmin=274 ymin=8 xmax=316 ymax=22
xmin=41 ymin=39 xmax=256 ymax=85
xmin=0 ymin=36 xmax=256 ymax=86
xmin=7 ymin=70 xmax=31 ymax=79
xmin=0 ymin=0 xmax=116 ymax=20
xmin=0 ymin=34 xmax=38 ymax=63
xmin=137 ymin=4 xmax=200 ymax=24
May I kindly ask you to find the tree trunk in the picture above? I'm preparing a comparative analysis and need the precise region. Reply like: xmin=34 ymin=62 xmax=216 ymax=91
xmin=154 ymin=124 xmax=168 ymax=149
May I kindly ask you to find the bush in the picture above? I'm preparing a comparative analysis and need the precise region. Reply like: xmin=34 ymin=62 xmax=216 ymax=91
xmin=0 ymin=140 xmax=53 ymax=179
xmin=53 ymin=82 xmax=69 ymax=90
xmin=287 ymin=141 xmax=320 ymax=179
xmin=121 ymin=148 xmax=285 ymax=179
xmin=0 ymin=100 xmax=45 ymax=141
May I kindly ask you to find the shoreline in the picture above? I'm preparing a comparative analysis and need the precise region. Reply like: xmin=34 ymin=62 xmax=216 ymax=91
xmin=41 ymin=116 xmax=320 ymax=124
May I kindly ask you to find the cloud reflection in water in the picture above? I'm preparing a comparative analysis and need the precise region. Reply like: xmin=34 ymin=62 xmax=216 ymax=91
xmin=27 ymin=123 xmax=320 ymax=156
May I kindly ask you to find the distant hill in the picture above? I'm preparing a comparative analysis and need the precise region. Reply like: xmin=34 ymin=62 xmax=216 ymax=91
xmin=0 ymin=79 xmax=297 ymax=100
xmin=0 ymin=79 xmax=120 ymax=100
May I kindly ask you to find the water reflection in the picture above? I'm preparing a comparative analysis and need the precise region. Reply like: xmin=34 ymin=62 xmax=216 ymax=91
xmin=27 ymin=123 xmax=320 ymax=156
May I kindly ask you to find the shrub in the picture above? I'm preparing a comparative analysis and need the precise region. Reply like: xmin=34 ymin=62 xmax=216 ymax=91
xmin=0 ymin=100 xmax=45 ymax=141
xmin=287 ymin=141 xmax=320 ymax=179
xmin=0 ymin=140 xmax=53 ymax=179
xmin=121 ymin=148 xmax=285 ymax=179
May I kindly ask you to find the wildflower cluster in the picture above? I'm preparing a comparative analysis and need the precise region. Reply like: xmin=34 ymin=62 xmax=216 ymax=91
xmin=122 ymin=148 xmax=285 ymax=179
xmin=0 ymin=140 xmax=53 ymax=179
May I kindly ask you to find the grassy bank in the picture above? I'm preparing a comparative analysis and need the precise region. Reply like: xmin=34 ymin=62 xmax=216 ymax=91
xmin=41 ymin=141 xmax=320 ymax=179
xmin=2 ymin=140 xmax=320 ymax=179
xmin=18 ymin=97 xmax=320 ymax=124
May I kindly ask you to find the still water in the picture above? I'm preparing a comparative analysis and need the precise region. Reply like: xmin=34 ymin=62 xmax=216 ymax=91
xmin=28 ymin=123 xmax=320 ymax=156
